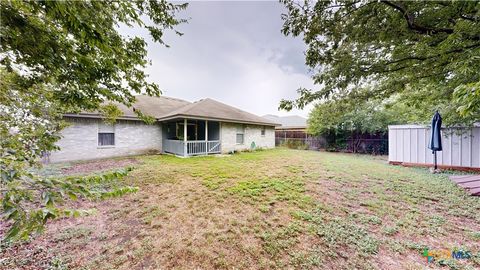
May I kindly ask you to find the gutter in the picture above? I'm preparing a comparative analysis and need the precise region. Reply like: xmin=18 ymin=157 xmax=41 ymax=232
xmin=157 ymin=114 xmax=280 ymax=127
xmin=63 ymin=113 xmax=141 ymax=121
xmin=63 ymin=113 xmax=280 ymax=127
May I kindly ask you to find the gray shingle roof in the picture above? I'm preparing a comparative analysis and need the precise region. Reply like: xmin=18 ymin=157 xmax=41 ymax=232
xmin=117 ymin=95 xmax=191 ymax=118
xmin=66 ymin=95 xmax=278 ymax=126
xmin=158 ymin=98 xmax=278 ymax=125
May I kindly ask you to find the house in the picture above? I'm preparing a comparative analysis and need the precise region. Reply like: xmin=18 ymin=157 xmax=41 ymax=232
xmin=48 ymin=95 xmax=278 ymax=163
xmin=262 ymin=114 xmax=308 ymax=139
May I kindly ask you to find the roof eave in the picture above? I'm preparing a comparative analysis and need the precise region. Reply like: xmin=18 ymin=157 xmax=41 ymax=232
xmin=158 ymin=114 xmax=280 ymax=126
xmin=64 ymin=109 xmax=283 ymax=127
xmin=63 ymin=113 xmax=142 ymax=121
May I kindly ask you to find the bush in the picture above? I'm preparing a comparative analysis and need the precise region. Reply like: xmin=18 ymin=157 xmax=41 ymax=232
xmin=283 ymin=140 xmax=309 ymax=150
xmin=325 ymin=141 xmax=348 ymax=152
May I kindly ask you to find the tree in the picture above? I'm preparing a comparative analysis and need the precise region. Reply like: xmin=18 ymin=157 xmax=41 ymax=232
xmin=307 ymin=98 xmax=400 ymax=136
xmin=280 ymin=0 xmax=480 ymax=125
xmin=0 ymin=0 xmax=186 ymax=241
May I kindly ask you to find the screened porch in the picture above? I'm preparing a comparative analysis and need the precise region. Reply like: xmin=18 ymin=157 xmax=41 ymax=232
xmin=162 ymin=119 xmax=221 ymax=156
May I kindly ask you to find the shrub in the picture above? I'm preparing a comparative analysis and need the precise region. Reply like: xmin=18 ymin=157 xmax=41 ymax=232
xmin=283 ymin=140 xmax=309 ymax=150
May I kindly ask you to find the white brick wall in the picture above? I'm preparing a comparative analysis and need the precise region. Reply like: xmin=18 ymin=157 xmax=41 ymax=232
xmin=220 ymin=122 xmax=275 ymax=153
xmin=49 ymin=118 xmax=162 ymax=163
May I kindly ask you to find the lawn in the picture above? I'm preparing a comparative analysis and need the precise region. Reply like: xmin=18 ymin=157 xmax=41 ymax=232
xmin=2 ymin=149 xmax=480 ymax=269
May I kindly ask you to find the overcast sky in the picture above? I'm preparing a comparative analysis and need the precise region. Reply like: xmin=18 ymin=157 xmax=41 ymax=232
xmin=121 ymin=1 xmax=315 ymax=117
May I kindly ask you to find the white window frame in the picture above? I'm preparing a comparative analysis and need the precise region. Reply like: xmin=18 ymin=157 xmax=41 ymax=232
xmin=261 ymin=126 xmax=266 ymax=136
xmin=236 ymin=124 xmax=245 ymax=145
xmin=98 ymin=123 xmax=115 ymax=148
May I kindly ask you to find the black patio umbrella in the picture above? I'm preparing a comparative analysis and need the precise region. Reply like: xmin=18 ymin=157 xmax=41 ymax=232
xmin=428 ymin=111 xmax=442 ymax=170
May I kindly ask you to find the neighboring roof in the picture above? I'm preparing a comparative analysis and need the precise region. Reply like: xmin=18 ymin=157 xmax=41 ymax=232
xmin=159 ymin=98 xmax=279 ymax=126
xmin=65 ymin=95 xmax=278 ymax=126
xmin=262 ymin=114 xmax=307 ymax=129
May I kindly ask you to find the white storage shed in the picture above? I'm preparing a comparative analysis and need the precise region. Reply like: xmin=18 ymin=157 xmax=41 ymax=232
xmin=388 ymin=124 xmax=480 ymax=171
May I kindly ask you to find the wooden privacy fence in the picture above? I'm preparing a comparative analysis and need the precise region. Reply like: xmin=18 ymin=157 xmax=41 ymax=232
xmin=275 ymin=137 xmax=326 ymax=150
xmin=388 ymin=125 xmax=480 ymax=170
xmin=344 ymin=138 xmax=388 ymax=155
xmin=276 ymin=135 xmax=388 ymax=154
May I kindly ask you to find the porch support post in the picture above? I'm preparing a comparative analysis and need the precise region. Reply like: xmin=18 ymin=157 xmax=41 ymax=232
xmin=205 ymin=120 xmax=208 ymax=155
xmin=183 ymin=118 xmax=187 ymax=157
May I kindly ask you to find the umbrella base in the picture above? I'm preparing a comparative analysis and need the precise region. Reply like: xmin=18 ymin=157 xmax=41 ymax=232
xmin=429 ymin=167 xmax=442 ymax=174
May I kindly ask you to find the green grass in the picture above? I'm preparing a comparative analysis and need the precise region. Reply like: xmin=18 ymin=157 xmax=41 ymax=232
xmin=53 ymin=227 xmax=93 ymax=243
xmin=6 ymin=148 xmax=480 ymax=270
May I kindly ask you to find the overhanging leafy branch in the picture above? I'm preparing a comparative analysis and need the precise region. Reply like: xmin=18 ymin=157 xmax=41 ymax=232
xmin=1 ymin=167 xmax=137 ymax=242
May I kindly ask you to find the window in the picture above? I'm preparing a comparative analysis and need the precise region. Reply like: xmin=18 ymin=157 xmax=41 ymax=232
xmin=236 ymin=125 xmax=244 ymax=144
xmin=98 ymin=133 xmax=115 ymax=146
xmin=98 ymin=123 xmax=115 ymax=146
xmin=261 ymin=126 xmax=266 ymax=136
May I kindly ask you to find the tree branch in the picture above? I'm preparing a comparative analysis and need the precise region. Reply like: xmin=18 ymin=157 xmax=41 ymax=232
xmin=384 ymin=43 xmax=480 ymax=65
xmin=460 ymin=14 xmax=478 ymax=22
xmin=381 ymin=1 xmax=454 ymax=35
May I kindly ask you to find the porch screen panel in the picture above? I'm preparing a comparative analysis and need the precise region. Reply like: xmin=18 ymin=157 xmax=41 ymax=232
xmin=207 ymin=122 xmax=220 ymax=140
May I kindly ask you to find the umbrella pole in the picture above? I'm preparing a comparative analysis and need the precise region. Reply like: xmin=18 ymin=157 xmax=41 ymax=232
xmin=434 ymin=151 xmax=437 ymax=170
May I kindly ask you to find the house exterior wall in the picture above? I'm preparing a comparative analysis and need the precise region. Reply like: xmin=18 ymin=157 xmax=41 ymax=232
xmin=48 ymin=117 xmax=162 ymax=163
xmin=388 ymin=125 xmax=480 ymax=169
xmin=220 ymin=122 xmax=275 ymax=153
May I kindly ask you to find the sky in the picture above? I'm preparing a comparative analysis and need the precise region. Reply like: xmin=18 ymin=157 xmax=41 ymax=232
xmin=120 ymin=1 xmax=316 ymax=118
